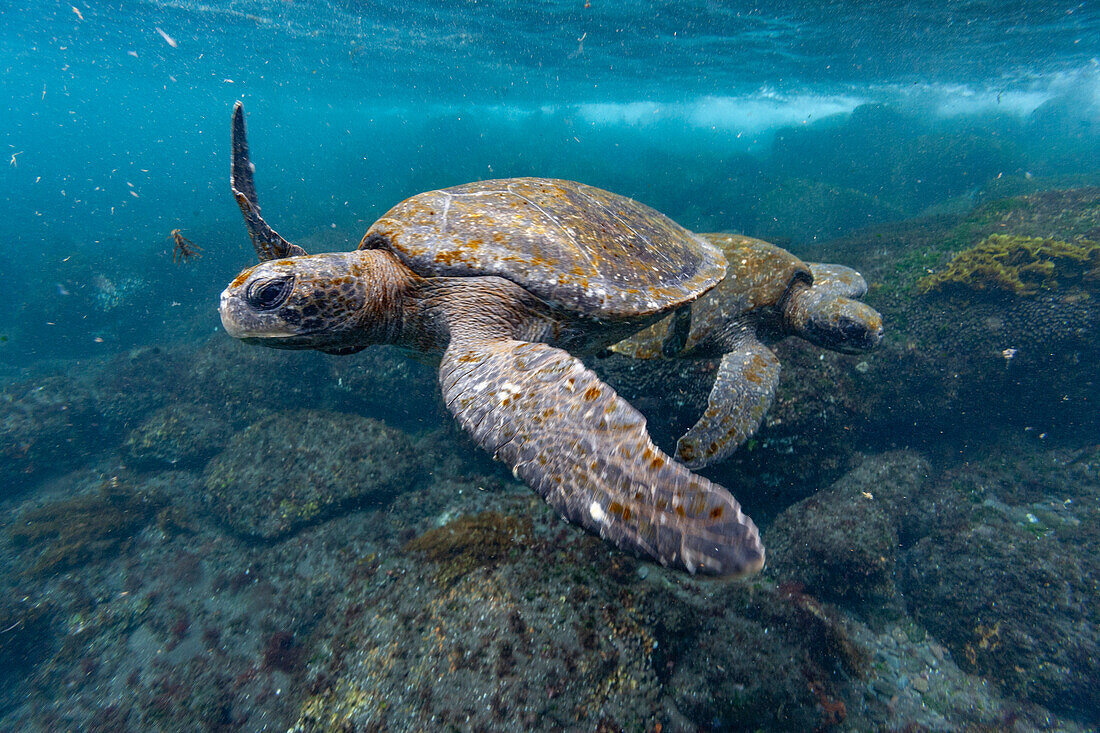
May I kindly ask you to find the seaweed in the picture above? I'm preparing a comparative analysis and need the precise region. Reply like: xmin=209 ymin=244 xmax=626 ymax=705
xmin=918 ymin=234 xmax=1100 ymax=296
xmin=10 ymin=478 xmax=165 ymax=575
xmin=404 ymin=511 xmax=532 ymax=585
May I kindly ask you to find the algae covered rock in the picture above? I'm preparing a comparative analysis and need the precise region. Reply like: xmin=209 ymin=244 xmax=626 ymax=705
xmin=9 ymin=478 xmax=166 ymax=575
xmin=0 ymin=375 xmax=101 ymax=490
xmin=903 ymin=516 xmax=1100 ymax=720
xmin=900 ymin=445 xmax=1100 ymax=722
xmin=765 ymin=452 xmax=932 ymax=604
xmin=123 ymin=403 xmax=232 ymax=469
xmin=664 ymin=611 xmax=821 ymax=730
xmin=202 ymin=410 xmax=420 ymax=539
xmin=404 ymin=511 xmax=533 ymax=585
xmin=918 ymin=233 xmax=1100 ymax=296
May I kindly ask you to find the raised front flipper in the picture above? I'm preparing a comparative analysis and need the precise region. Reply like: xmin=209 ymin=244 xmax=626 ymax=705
xmin=231 ymin=102 xmax=307 ymax=262
xmin=675 ymin=333 xmax=780 ymax=470
xmin=439 ymin=337 xmax=764 ymax=577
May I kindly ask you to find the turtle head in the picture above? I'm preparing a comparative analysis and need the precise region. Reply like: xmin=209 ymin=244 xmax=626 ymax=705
xmin=791 ymin=293 xmax=884 ymax=354
xmin=219 ymin=250 xmax=407 ymax=353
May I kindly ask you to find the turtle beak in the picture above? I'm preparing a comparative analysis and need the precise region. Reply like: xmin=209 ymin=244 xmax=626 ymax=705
xmin=218 ymin=288 xmax=247 ymax=339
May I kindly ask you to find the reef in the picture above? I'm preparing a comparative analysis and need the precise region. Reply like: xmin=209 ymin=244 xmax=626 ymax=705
xmin=9 ymin=477 xmax=165 ymax=575
xmin=917 ymin=233 xmax=1100 ymax=296
xmin=123 ymin=403 xmax=231 ymax=469
xmin=764 ymin=452 xmax=933 ymax=605
xmin=201 ymin=409 xmax=421 ymax=539
xmin=404 ymin=511 xmax=533 ymax=585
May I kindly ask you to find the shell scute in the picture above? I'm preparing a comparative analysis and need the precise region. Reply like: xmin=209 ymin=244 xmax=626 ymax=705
xmin=364 ymin=177 xmax=725 ymax=319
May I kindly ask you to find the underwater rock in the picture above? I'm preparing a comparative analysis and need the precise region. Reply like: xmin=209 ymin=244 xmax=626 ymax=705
xmin=0 ymin=598 xmax=56 ymax=683
xmin=291 ymin=549 xmax=665 ymax=731
xmin=287 ymin=488 xmax=867 ymax=733
xmin=181 ymin=339 xmax=330 ymax=426
xmin=123 ymin=403 xmax=232 ymax=469
xmin=803 ymin=187 xmax=1100 ymax=449
xmin=202 ymin=409 xmax=421 ymax=540
xmin=904 ymin=516 xmax=1100 ymax=721
xmin=754 ymin=177 xmax=902 ymax=244
xmin=0 ymin=374 xmax=101 ymax=491
xmin=764 ymin=452 xmax=932 ymax=605
xmin=664 ymin=610 xmax=822 ymax=730
xmin=325 ymin=345 xmax=442 ymax=430
xmin=90 ymin=345 xmax=186 ymax=432
xmin=901 ymin=445 xmax=1100 ymax=722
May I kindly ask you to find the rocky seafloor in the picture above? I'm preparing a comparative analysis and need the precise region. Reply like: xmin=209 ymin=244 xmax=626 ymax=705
xmin=1 ymin=188 xmax=1098 ymax=731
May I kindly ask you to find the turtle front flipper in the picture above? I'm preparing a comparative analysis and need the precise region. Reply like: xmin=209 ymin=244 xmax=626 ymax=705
xmin=807 ymin=263 xmax=868 ymax=299
xmin=439 ymin=336 xmax=764 ymax=577
xmin=231 ymin=102 xmax=307 ymax=262
xmin=675 ymin=332 xmax=780 ymax=469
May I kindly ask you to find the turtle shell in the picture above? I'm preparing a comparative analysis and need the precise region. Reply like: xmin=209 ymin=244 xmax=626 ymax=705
xmin=359 ymin=178 xmax=725 ymax=320
xmin=703 ymin=234 xmax=812 ymax=316
xmin=612 ymin=234 xmax=812 ymax=358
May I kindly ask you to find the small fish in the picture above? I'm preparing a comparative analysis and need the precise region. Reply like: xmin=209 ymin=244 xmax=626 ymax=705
xmin=71 ymin=6 xmax=83 ymax=21
xmin=155 ymin=26 xmax=178 ymax=48
xmin=56 ymin=283 xmax=70 ymax=296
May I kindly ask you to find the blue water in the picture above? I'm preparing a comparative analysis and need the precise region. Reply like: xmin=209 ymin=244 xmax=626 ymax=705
xmin=3 ymin=1 xmax=1097 ymax=258
xmin=2 ymin=0 xmax=1097 ymax=366
xmin=2 ymin=2 xmax=1100 ymax=730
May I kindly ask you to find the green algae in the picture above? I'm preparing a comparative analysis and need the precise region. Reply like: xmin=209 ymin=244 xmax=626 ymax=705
xmin=404 ymin=511 xmax=532 ymax=585
xmin=10 ymin=479 xmax=165 ymax=575
xmin=918 ymin=234 xmax=1100 ymax=296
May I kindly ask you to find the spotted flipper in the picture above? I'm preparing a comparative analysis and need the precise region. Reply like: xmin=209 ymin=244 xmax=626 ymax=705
xmin=675 ymin=332 xmax=780 ymax=469
xmin=231 ymin=102 xmax=307 ymax=262
xmin=439 ymin=337 xmax=764 ymax=576
xmin=808 ymin=263 xmax=868 ymax=299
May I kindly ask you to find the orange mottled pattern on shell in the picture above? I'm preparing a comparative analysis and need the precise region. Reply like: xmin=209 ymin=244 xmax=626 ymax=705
xmin=361 ymin=178 xmax=726 ymax=320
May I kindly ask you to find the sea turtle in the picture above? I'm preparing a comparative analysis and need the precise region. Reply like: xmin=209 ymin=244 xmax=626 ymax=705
xmin=217 ymin=103 xmax=764 ymax=577
xmin=612 ymin=233 xmax=884 ymax=469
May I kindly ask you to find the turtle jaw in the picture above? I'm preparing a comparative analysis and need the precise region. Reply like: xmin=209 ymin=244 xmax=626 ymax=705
xmin=794 ymin=297 xmax=884 ymax=354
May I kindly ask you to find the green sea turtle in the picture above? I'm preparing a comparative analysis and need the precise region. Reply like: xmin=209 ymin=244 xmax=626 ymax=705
xmin=612 ymin=233 xmax=883 ymax=469
xmin=217 ymin=103 xmax=764 ymax=577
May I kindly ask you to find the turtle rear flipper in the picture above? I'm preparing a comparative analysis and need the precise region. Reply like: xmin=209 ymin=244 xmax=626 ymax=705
xmin=439 ymin=335 xmax=764 ymax=577
xmin=231 ymin=102 xmax=307 ymax=262
xmin=675 ymin=332 xmax=780 ymax=469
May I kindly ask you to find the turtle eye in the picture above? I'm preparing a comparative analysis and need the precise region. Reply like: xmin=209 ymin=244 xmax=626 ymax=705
xmin=246 ymin=276 xmax=293 ymax=311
